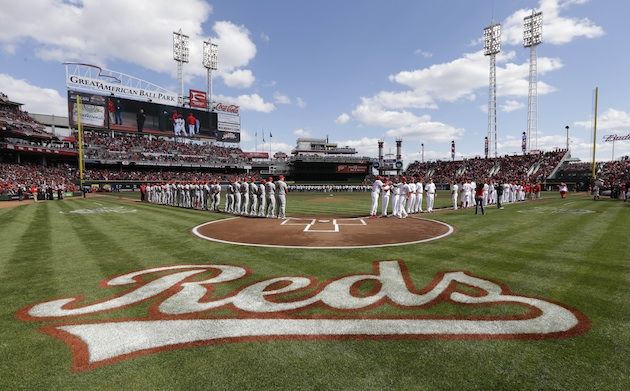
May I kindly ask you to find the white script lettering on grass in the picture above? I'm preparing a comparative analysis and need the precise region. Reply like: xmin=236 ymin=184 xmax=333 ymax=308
xmin=22 ymin=261 xmax=589 ymax=371
xmin=59 ymin=206 xmax=137 ymax=215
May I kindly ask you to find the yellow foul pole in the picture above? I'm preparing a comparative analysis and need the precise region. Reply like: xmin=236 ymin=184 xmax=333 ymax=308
xmin=591 ymin=87 xmax=598 ymax=178
xmin=76 ymin=95 xmax=85 ymax=189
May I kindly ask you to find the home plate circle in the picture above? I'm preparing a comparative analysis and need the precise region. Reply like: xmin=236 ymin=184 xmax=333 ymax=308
xmin=192 ymin=216 xmax=454 ymax=249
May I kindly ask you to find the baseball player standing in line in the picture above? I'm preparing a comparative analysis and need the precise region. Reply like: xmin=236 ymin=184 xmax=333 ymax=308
xmin=370 ymin=176 xmax=383 ymax=217
xmin=212 ymin=179 xmax=221 ymax=212
xmin=241 ymin=177 xmax=250 ymax=215
xmin=408 ymin=178 xmax=417 ymax=215
xmin=426 ymin=178 xmax=436 ymax=212
xmin=381 ymin=177 xmax=391 ymax=217
xmin=391 ymin=177 xmax=401 ymax=218
xmin=258 ymin=179 xmax=267 ymax=217
xmin=276 ymin=175 xmax=288 ymax=219
xmin=265 ymin=177 xmax=276 ymax=218
xmin=225 ymin=177 xmax=234 ymax=213
xmin=250 ymin=178 xmax=259 ymax=216
xmin=399 ymin=177 xmax=409 ymax=218
xmin=451 ymin=181 xmax=458 ymax=210
xmin=415 ymin=177 xmax=424 ymax=213
xmin=233 ymin=178 xmax=241 ymax=215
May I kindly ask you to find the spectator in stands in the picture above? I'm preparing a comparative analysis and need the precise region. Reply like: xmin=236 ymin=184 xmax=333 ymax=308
xmin=186 ymin=113 xmax=197 ymax=136
xmin=107 ymin=99 xmax=116 ymax=126
xmin=136 ymin=108 xmax=146 ymax=133
xmin=115 ymin=100 xmax=123 ymax=125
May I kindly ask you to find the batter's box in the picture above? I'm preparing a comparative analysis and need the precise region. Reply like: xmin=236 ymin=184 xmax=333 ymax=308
xmin=282 ymin=217 xmax=367 ymax=233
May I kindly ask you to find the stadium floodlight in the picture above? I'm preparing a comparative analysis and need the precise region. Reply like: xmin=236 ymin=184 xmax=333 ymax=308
xmin=173 ymin=30 xmax=189 ymax=106
xmin=484 ymin=23 xmax=501 ymax=158
xmin=524 ymin=10 xmax=543 ymax=152
xmin=203 ymin=40 xmax=219 ymax=110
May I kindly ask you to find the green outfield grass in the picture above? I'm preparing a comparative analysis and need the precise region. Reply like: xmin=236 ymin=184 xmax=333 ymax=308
xmin=0 ymin=192 xmax=628 ymax=390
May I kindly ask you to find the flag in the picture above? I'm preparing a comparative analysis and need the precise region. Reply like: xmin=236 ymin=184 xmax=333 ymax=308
xmin=451 ymin=140 xmax=455 ymax=161
xmin=522 ymin=132 xmax=527 ymax=153
xmin=269 ymin=132 xmax=273 ymax=138
xmin=262 ymin=132 xmax=265 ymax=143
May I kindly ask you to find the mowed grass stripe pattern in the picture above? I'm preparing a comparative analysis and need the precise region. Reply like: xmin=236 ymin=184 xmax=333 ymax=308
xmin=0 ymin=193 xmax=627 ymax=390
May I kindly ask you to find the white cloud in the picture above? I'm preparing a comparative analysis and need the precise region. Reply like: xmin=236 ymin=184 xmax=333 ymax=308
xmin=258 ymin=141 xmax=293 ymax=154
xmin=273 ymin=92 xmax=291 ymax=105
xmin=296 ymin=97 xmax=306 ymax=108
xmin=221 ymin=69 xmax=255 ymax=89
xmin=293 ymin=128 xmax=311 ymax=137
xmin=575 ymin=108 xmax=630 ymax=130
xmin=260 ymin=32 xmax=270 ymax=43
xmin=335 ymin=113 xmax=350 ymax=124
xmin=0 ymin=73 xmax=66 ymax=115
xmin=414 ymin=49 xmax=433 ymax=58
xmin=0 ymin=2 xmax=261 ymax=87
xmin=385 ymin=119 xmax=464 ymax=143
xmin=501 ymin=0 xmax=604 ymax=47
xmin=500 ymin=100 xmax=525 ymax=112
xmin=214 ymin=94 xmax=275 ymax=113
xmin=336 ymin=137 xmax=380 ymax=157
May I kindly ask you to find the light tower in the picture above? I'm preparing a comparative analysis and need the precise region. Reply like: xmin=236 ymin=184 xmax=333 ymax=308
xmin=524 ymin=10 xmax=543 ymax=152
xmin=377 ymin=140 xmax=384 ymax=176
xmin=483 ymin=23 xmax=501 ymax=158
xmin=203 ymin=40 xmax=219 ymax=110
xmin=173 ymin=29 xmax=190 ymax=106
xmin=395 ymin=139 xmax=402 ymax=175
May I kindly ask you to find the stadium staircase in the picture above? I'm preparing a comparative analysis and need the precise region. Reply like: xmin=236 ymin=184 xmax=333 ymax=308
xmin=546 ymin=150 xmax=571 ymax=180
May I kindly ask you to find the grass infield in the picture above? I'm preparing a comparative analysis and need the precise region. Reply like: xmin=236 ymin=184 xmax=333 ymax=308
xmin=0 ymin=191 xmax=628 ymax=390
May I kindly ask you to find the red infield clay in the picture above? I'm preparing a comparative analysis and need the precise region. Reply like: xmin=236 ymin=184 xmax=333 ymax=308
xmin=193 ymin=216 xmax=454 ymax=248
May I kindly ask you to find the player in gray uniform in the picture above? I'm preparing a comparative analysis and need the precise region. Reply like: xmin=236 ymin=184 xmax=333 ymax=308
xmin=276 ymin=175 xmax=288 ymax=219
xmin=265 ymin=177 xmax=276 ymax=218
xmin=241 ymin=177 xmax=250 ymax=215
xmin=258 ymin=179 xmax=267 ymax=217
xmin=250 ymin=179 xmax=259 ymax=216
xmin=212 ymin=180 xmax=221 ymax=212
xmin=233 ymin=179 xmax=241 ymax=215
xmin=225 ymin=178 xmax=234 ymax=213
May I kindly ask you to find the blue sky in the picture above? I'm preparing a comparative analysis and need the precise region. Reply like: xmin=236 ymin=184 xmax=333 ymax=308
xmin=1 ymin=0 xmax=629 ymax=162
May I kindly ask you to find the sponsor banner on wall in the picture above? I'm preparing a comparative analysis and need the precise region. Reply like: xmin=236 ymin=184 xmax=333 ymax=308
xmin=216 ymin=130 xmax=241 ymax=143
xmin=68 ymin=91 xmax=106 ymax=128
xmin=336 ymin=164 xmax=368 ymax=174
xmin=67 ymin=74 xmax=177 ymax=106
xmin=214 ymin=102 xmax=241 ymax=134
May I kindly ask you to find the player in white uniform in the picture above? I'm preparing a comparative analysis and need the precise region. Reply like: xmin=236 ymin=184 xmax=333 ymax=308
xmin=225 ymin=179 xmax=234 ymax=213
xmin=426 ymin=178 xmax=436 ymax=212
xmin=399 ymin=177 xmax=409 ymax=218
xmin=258 ymin=179 xmax=267 ymax=217
xmin=463 ymin=181 xmax=472 ymax=208
xmin=276 ymin=175 xmax=288 ymax=219
xmin=451 ymin=182 xmax=458 ymax=210
xmin=408 ymin=179 xmax=417 ymax=215
xmin=250 ymin=179 xmax=259 ymax=216
xmin=381 ymin=178 xmax=391 ymax=217
xmin=391 ymin=178 xmax=401 ymax=218
xmin=265 ymin=177 xmax=276 ymax=218
xmin=482 ymin=181 xmax=489 ymax=206
xmin=370 ymin=176 xmax=383 ymax=217
xmin=415 ymin=177 xmax=424 ymax=213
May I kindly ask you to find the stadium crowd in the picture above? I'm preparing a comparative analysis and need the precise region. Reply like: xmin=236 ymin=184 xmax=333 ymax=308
xmin=405 ymin=150 xmax=566 ymax=184
xmin=0 ymin=163 xmax=77 ymax=197
xmin=83 ymin=132 xmax=247 ymax=164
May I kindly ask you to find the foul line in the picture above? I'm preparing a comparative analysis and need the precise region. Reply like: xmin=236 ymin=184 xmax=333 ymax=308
xmin=191 ymin=217 xmax=454 ymax=249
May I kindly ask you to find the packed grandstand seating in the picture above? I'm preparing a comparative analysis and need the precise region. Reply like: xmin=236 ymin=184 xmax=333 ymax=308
xmin=598 ymin=160 xmax=630 ymax=185
xmin=83 ymin=131 xmax=247 ymax=164
xmin=405 ymin=150 xmax=566 ymax=183
xmin=0 ymin=95 xmax=51 ymax=139
xmin=0 ymin=163 xmax=78 ymax=195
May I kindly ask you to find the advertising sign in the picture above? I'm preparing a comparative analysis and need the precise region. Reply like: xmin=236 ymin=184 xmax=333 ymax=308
xmin=214 ymin=102 xmax=241 ymax=134
xmin=216 ymin=130 xmax=241 ymax=143
xmin=336 ymin=164 xmax=367 ymax=174
xmin=189 ymin=89 xmax=207 ymax=109
xmin=68 ymin=91 xmax=106 ymax=128
xmin=66 ymin=74 xmax=177 ymax=106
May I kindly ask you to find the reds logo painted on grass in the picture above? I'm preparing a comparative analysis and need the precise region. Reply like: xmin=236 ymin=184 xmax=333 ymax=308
xmin=18 ymin=262 xmax=590 ymax=372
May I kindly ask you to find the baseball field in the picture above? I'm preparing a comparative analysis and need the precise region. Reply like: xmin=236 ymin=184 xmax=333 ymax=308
xmin=0 ymin=191 xmax=628 ymax=390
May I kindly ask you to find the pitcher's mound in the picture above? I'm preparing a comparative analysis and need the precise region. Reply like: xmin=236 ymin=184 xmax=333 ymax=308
xmin=193 ymin=216 xmax=454 ymax=249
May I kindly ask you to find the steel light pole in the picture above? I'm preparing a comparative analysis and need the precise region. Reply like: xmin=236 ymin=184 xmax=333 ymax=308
xmin=484 ymin=23 xmax=501 ymax=158
xmin=173 ymin=30 xmax=190 ymax=106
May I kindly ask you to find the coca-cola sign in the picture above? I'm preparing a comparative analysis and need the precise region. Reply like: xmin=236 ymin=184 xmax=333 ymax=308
xmin=213 ymin=102 xmax=240 ymax=114
xmin=19 ymin=260 xmax=589 ymax=372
